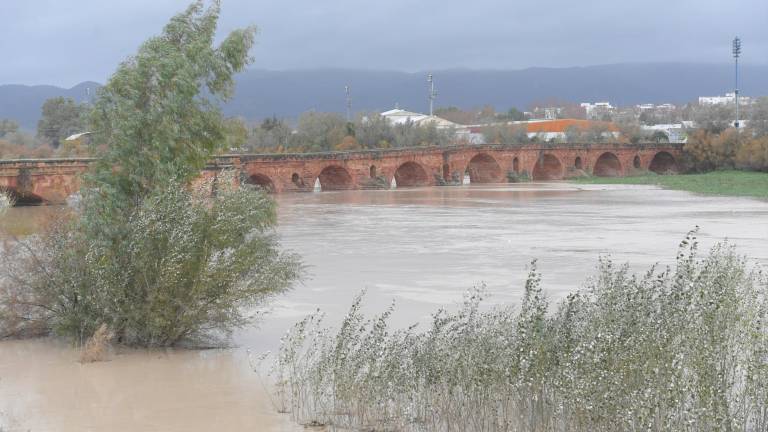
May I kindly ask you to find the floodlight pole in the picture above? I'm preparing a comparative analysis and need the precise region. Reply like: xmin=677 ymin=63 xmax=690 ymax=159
xmin=345 ymin=85 xmax=352 ymax=122
xmin=733 ymin=37 xmax=741 ymax=129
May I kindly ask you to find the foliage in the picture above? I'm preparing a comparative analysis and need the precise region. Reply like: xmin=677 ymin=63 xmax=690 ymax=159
xmin=0 ymin=191 xmax=12 ymax=214
xmin=272 ymin=234 xmax=768 ymax=431
xmin=242 ymin=112 xmax=458 ymax=153
xmin=0 ymin=119 xmax=19 ymax=138
xmin=36 ymin=97 xmax=88 ymax=147
xmin=684 ymin=128 xmax=768 ymax=172
xmin=0 ymin=1 xmax=302 ymax=347
xmin=750 ymin=97 xmax=768 ymax=137
xmin=0 ymin=175 xmax=302 ymax=345
xmin=736 ymin=135 xmax=768 ymax=171
xmin=0 ymin=138 xmax=53 ymax=159
xmin=684 ymin=129 xmax=740 ymax=171
xmin=291 ymin=112 xmax=348 ymax=152
xmin=482 ymin=124 xmax=530 ymax=144
xmin=88 ymin=0 xmax=256 ymax=203
xmin=693 ymin=103 xmax=735 ymax=134
xmin=571 ymin=170 xmax=768 ymax=199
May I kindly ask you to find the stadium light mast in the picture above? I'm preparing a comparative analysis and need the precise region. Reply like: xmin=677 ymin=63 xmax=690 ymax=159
xmin=345 ymin=85 xmax=352 ymax=122
xmin=732 ymin=36 xmax=741 ymax=129
xmin=427 ymin=73 xmax=437 ymax=116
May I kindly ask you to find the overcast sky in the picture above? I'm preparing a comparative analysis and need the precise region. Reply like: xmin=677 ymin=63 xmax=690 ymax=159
xmin=1 ymin=0 xmax=766 ymax=87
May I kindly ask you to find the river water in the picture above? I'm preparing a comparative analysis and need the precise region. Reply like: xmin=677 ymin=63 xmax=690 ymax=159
xmin=1 ymin=183 xmax=767 ymax=431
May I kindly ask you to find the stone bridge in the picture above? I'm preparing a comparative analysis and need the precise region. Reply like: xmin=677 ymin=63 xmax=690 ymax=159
xmin=0 ymin=143 xmax=683 ymax=204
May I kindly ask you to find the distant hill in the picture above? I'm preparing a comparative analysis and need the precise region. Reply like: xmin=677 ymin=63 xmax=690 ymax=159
xmin=3 ymin=63 xmax=768 ymax=130
xmin=0 ymin=81 xmax=99 ymax=131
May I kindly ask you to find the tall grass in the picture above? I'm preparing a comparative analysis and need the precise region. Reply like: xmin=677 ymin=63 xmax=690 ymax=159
xmin=0 ymin=191 xmax=12 ymax=214
xmin=271 ymin=231 xmax=768 ymax=431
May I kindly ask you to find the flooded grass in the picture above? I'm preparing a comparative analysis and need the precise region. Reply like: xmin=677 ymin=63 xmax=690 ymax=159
xmin=273 ymin=232 xmax=768 ymax=431
xmin=572 ymin=170 xmax=768 ymax=199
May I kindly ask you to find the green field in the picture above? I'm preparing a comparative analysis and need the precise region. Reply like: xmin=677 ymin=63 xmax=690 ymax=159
xmin=571 ymin=170 xmax=768 ymax=199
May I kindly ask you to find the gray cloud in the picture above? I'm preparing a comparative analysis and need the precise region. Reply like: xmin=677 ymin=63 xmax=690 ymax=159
xmin=1 ymin=0 xmax=766 ymax=87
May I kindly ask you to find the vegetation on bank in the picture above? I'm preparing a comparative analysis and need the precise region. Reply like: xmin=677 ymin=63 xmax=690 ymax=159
xmin=572 ymin=170 xmax=768 ymax=199
xmin=272 ymin=232 xmax=768 ymax=431
xmin=0 ymin=1 xmax=301 ymax=346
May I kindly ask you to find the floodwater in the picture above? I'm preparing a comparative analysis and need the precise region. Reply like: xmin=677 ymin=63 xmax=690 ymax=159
xmin=1 ymin=183 xmax=767 ymax=431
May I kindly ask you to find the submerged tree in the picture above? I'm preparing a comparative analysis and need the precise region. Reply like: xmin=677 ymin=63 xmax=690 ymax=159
xmin=0 ymin=1 xmax=302 ymax=346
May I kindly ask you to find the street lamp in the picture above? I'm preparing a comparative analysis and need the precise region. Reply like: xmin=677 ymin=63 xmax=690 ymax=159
xmin=732 ymin=36 xmax=741 ymax=129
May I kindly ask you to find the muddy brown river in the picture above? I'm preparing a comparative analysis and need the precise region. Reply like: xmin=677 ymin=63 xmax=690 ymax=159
xmin=1 ymin=183 xmax=767 ymax=431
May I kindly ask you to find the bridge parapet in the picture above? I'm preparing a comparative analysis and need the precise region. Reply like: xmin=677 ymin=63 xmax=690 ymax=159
xmin=0 ymin=142 xmax=684 ymax=203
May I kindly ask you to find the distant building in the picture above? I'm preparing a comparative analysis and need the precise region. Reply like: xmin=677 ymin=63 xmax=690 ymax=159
xmin=641 ymin=123 xmax=689 ymax=143
xmin=580 ymin=102 xmax=615 ymax=119
xmin=469 ymin=119 xmax=620 ymax=143
xmin=380 ymin=108 xmax=429 ymax=125
xmin=698 ymin=92 xmax=752 ymax=106
xmin=637 ymin=103 xmax=676 ymax=111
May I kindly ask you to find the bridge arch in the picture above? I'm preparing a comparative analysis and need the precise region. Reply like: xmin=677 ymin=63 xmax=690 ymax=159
xmin=317 ymin=165 xmax=354 ymax=190
xmin=512 ymin=157 xmax=520 ymax=173
xmin=593 ymin=152 xmax=622 ymax=177
xmin=466 ymin=153 xmax=503 ymax=183
xmin=633 ymin=155 xmax=641 ymax=169
xmin=649 ymin=151 xmax=678 ymax=174
xmin=574 ymin=156 xmax=583 ymax=170
xmin=245 ymin=173 xmax=275 ymax=193
xmin=531 ymin=154 xmax=564 ymax=180
xmin=394 ymin=161 xmax=430 ymax=187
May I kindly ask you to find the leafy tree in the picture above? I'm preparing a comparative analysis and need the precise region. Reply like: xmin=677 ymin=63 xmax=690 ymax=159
xmin=89 ymin=0 xmax=256 ymax=204
xmin=693 ymin=104 xmax=734 ymax=134
xmin=293 ymin=111 xmax=347 ymax=152
xmin=749 ymin=97 xmax=768 ymax=137
xmin=481 ymin=124 xmax=529 ymax=144
xmin=0 ymin=119 xmax=19 ymax=138
xmin=1 ymin=1 xmax=301 ymax=346
xmin=684 ymin=129 xmax=739 ymax=171
xmin=223 ymin=117 xmax=249 ymax=150
xmin=246 ymin=116 xmax=293 ymax=152
xmin=355 ymin=113 xmax=395 ymax=149
xmin=37 ymin=97 xmax=87 ymax=147
xmin=498 ymin=107 xmax=526 ymax=121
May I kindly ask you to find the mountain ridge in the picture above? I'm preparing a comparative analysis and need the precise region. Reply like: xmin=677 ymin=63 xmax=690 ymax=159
xmin=2 ymin=64 xmax=767 ymax=130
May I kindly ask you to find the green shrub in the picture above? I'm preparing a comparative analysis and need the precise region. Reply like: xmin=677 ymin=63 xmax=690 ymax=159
xmin=0 ymin=175 xmax=301 ymax=345
xmin=272 ymin=231 xmax=768 ymax=431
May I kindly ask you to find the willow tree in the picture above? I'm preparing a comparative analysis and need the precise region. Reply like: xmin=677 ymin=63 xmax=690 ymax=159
xmin=89 ymin=0 xmax=255 ymax=206
xmin=0 ymin=1 xmax=302 ymax=346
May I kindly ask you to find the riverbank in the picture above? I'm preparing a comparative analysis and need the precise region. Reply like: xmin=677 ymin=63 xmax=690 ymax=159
xmin=571 ymin=170 xmax=768 ymax=199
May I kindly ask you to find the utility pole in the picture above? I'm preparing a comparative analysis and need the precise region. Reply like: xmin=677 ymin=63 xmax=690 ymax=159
xmin=732 ymin=36 xmax=741 ymax=129
xmin=427 ymin=73 xmax=437 ymax=116
xmin=345 ymin=85 xmax=352 ymax=122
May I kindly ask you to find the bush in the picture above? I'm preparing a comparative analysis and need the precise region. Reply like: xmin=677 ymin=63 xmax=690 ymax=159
xmin=0 ymin=175 xmax=302 ymax=346
xmin=271 ymin=231 xmax=768 ymax=431
xmin=736 ymin=135 xmax=768 ymax=172
xmin=0 ymin=191 xmax=12 ymax=214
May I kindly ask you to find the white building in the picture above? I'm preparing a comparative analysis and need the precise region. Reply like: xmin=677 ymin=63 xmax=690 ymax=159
xmin=580 ymin=101 xmax=615 ymax=119
xmin=378 ymin=107 xmax=484 ymax=142
xmin=380 ymin=108 xmax=429 ymax=125
xmin=641 ymin=124 xmax=688 ymax=143
xmin=699 ymin=92 xmax=752 ymax=106
xmin=636 ymin=103 xmax=677 ymax=111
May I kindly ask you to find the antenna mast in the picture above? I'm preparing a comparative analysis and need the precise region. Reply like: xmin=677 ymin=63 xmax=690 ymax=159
xmin=345 ymin=85 xmax=352 ymax=122
xmin=427 ymin=73 xmax=437 ymax=116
